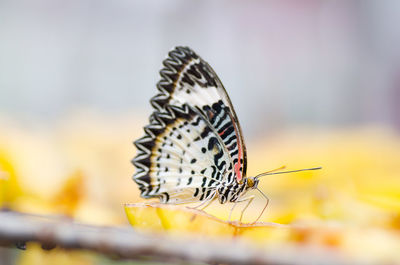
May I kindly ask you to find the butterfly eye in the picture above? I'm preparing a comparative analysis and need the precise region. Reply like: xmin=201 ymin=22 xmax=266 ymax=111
xmin=246 ymin=178 xmax=255 ymax=188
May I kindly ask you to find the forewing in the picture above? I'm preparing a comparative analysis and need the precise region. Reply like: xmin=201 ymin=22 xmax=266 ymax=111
xmin=150 ymin=46 xmax=247 ymax=181
xmin=133 ymin=104 xmax=231 ymax=203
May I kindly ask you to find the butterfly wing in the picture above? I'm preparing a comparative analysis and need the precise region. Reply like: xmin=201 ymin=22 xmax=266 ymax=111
xmin=150 ymin=46 xmax=247 ymax=181
xmin=134 ymin=104 xmax=232 ymax=203
xmin=133 ymin=47 xmax=247 ymax=203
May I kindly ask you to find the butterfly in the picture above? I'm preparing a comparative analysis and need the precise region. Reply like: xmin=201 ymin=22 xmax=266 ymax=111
xmin=132 ymin=46 xmax=320 ymax=222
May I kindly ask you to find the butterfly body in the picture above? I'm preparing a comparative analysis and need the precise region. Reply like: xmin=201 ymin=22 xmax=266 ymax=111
xmin=216 ymin=177 xmax=259 ymax=204
xmin=133 ymin=46 xmax=253 ymax=206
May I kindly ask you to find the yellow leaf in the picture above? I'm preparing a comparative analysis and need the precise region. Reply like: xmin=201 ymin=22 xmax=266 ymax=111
xmin=125 ymin=203 xmax=400 ymax=263
xmin=125 ymin=203 xmax=286 ymax=240
xmin=0 ymin=150 xmax=21 ymax=208
xmin=53 ymin=170 xmax=86 ymax=216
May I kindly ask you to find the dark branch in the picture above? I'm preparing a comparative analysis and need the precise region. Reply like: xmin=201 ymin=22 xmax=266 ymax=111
xmin=0 ymin=210 xmax=351 ymax=265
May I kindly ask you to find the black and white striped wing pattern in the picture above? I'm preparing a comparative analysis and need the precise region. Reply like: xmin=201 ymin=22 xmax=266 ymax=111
xmin=133 ymin=46 xmax=247 ymax=204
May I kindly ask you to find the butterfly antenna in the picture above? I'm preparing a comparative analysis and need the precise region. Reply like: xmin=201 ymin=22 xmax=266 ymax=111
xmin=255 ymin=167 xmax=322 ymax=179
xmin=260 ymin=165 xmax=286 ymax=174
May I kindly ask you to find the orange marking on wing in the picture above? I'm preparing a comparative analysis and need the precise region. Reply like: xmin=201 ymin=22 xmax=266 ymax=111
xmin=229 ymin=115 xmax=243 ymax=182
xmin=219 ymin=128 xmax=227 ymax=136
xmin=235 ymin=142 xmax=243 ymax=182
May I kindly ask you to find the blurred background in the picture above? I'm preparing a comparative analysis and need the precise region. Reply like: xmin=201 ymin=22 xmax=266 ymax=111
xmin=1 ymin=0 xmax=400 ymax=264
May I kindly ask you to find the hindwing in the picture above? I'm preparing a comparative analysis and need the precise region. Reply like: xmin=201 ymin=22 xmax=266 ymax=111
xmin=134 ymin=104 xmax=232 ymax=203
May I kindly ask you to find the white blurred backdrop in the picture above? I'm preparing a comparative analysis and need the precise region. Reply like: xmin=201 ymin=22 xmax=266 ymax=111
xmin=0 ymin=0 xmax=400 ymax=136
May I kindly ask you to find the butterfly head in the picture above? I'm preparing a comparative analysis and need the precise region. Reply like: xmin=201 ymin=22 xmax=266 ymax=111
xmin=244 ymin=176 xmax=259 ymax=190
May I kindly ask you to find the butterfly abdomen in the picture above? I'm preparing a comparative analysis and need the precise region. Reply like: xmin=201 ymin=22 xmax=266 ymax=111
xmin=217 ymin=181 xmax=247 ymax=204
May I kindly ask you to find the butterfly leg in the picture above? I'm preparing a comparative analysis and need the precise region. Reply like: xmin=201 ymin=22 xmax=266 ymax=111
xmin=253 ymin=188 xmax=270 ymax=223
xmin=188 ymin=194 xmax=217 ymax=222
xmin=238 ymin=195 xmax=255 ymax=222
xmin=199 ymin=196 xmax=216 ymax=211
xmin=228 ymin=202 xmax=237 ymax=222
xmin=192 ymin=192 xmax=217 ymax=211
xmin=227 ymin=196 xmax=255 ymax=222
